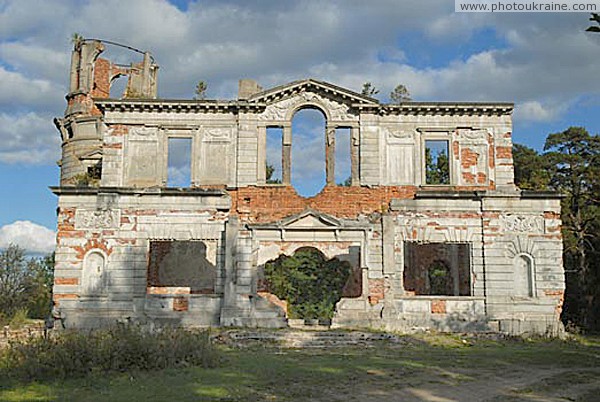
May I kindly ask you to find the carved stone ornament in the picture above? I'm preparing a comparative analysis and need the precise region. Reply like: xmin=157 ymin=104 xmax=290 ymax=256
xmin=500 ymin=214 xmax=544 ymax=233
xmin=259 ymin=91 xmax=357 ymax=121
xmin=76 ymin=209 xmax=120 ymax=229
xmin=385 ymin=128 xmax=413 ymax=143
xmin=202 ymin=127 xmax=232 ymax=141
xmin=460 ymin=129 xmax=489 ymax=142
xmin=129 ymin=126 xmax=158 ymax=137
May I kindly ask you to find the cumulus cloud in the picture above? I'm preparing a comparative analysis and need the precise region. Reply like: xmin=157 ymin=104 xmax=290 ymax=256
xmin=0 ymin=0 xmax=599 ymax=165
xmin=0 ymin=220 xmax=55 ymax=254
xmin=0 ymin=112 xmax=60 ymax=164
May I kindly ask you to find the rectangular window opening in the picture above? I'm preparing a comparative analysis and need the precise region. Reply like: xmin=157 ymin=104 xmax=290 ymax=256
xmin=403 ymin=242 xmax=471 ymax=296
xmin=266 ymin=127 xmax=282 ymax=184
xmin=425 ymin=140 xmax=450 ymax=185
xmin=148 ymin=240 xmax=217 ymax=294
xmin=167 ymin=137 xmax=192 ymax=187
xmin=335 ymin=128 xmax=352 ymax=186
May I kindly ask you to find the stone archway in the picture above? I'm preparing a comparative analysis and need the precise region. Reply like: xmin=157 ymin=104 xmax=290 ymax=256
xmin=262 ymin=246 xmax=353 ymax=321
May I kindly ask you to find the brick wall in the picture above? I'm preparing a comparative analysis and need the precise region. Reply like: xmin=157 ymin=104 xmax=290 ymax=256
xmin=231 ymin=185 xmax=417 ymax=223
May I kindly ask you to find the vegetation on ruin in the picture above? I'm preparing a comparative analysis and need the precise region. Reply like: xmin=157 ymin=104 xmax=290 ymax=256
xmin=264 ymin=248 xmax=351 ymax=320
xmin=1 ymin=331 xmax=599 ymax=401
xmin=0 ymin=325 xmax=218 ymax=382
xmin=513 ymin=127 xmax=600 ymax=332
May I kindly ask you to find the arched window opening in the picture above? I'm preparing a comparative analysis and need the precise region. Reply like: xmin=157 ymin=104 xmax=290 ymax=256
xmin=109 ymin=74 xmax=128 ymax=98
xmin=291 ymin=108 xmax=326 ymax=197
xmin=515 ymin=255 xmax=535 ymax=297
xmin=82 ymin=251 xmax=107 ymax=296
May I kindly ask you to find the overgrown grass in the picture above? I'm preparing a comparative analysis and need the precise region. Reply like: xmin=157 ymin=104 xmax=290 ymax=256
xmin=1 ymin=331 xmax=599 ymax=401
xmin=0 ymin=324 xmax=219 ymax=381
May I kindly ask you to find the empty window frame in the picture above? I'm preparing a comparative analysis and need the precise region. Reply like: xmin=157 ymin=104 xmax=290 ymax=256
xmin=167 ymin=137 xmax=192 ymax=187
xmin=424 ymin=140 xmax=450 ymax=185
xmin=266 ymin=127 xmax=283 ymax=184
xmin=148 ymin=240 xmax=217 ymax=294
xmin=404 ymin=242 xmax=471 ymax=296
xmin=335 ymin=127 xmax=352 ymax=186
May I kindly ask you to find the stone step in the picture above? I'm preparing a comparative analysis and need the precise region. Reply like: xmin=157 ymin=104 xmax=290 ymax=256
xmin=215 ymin=329 xmax=416 ymax=348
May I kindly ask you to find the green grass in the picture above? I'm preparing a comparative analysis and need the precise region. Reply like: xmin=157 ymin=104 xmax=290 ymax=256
xmin=1 ymin=333 xmax=600 ymax=401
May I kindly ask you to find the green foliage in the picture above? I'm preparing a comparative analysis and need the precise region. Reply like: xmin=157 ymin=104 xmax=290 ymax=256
xmin=428 ymin=262 xmax=451 ymax=296
xmin=194 ymin=80 xmax=207 ymax=100
xmin=425 ymin=147 xmax=450 ymax=185
xmin=264 ymin=248 xmax=352 ymax=320
xmin=512 ymin=144 xmax=551 ymax=190
xmin=71 ymin=33 xmax=84 ymax=47
xmin=0 ymin=245 xmax=54 ymax=325
xmin=265 ymin=162 xmax=281 ymax=184
xmin=8 ymin=308 xmax=31 ymax=329
xmin=390 ymin=84 xmax=411 ymax=103
xmin=337 ymin=176 xmax=352 ymax=186
xmin=72 ymin=172 xmax=100 ymax=187
xmin=513 ymin=127 xmax=600 ymax=331
xmin=361 ymin=82 xmax=379 ymax=97
xmin=543 ymin=127 xmax=600 ymax=330
xmin=1 ymin=325 xmax=218 ymax=381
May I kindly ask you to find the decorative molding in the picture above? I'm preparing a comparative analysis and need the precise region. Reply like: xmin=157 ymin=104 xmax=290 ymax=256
xmin=129 ymin=126 xmax=158 ymax=138
xmin=201 ymin=126 xmax=232 ymax=142
xmin=500 ymin=214 xmax=544 ymax=233
xmin=75 ymin=209 xmax=120 ymax=229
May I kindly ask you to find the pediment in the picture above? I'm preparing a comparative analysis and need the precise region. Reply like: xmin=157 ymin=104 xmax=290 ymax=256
xmin=248 ymin=79 xmax=379 ymax=107
xmin=275 ymin=209 xmax=342 ymax=229
xmin=79 ymin=149 xmax=103 ymax=161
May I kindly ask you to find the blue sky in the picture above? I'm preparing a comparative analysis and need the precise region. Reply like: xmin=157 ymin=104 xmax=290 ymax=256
xmin=0 ymin=0 xmax=599 ymax=253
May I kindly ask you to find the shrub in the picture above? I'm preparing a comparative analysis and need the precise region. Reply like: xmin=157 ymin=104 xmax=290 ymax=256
xmin=264 ymin=248 xmax=352 ymax=320
xmin=1 ymin=324 xmax=219 ymax=381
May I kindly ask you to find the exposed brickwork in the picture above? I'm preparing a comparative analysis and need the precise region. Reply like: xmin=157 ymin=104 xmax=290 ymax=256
xmin=368 ymin=278 xmax=385 ymax=305
xmin=230 ymin=185 xmax=417 ymax=223
xmin=173 ymin=296 xmax=189 ymax=311
xmin=54 ymin=277 xmax=79 ymax=285
xmin=258 ymin=292 xmax=288 ymax=315
xmin=496 ymin=146 xmax=512 ymax=159
xmin=91 ymin=58 xmax=111 ymax=98
xmin=431 ymin=299 xmax=446 ymax=314
xmin=73 ymin=238 xmax=112 ymax=260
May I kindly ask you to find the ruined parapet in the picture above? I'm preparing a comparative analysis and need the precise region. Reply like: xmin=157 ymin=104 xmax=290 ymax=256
xmin=238 ymin=79 xmax=263 ymax=100
xmin=57 ymin=38 xmax=159 ymax=186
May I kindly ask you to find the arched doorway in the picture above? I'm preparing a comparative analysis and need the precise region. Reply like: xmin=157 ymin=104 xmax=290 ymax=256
xmin=291 ymin=108 xmax=326 ymax=197
xmin=263 ymin=247 xmax=352 ymax=321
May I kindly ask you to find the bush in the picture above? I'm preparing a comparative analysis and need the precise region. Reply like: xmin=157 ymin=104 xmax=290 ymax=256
xmin=1 ymin=324 xmax=219 ymax=381
xmin=264 ymin=248 xmax=352 ymax=320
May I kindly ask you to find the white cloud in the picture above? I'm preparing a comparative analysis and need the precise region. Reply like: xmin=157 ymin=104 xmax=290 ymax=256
xmin=514 ymin=100 xmax=568 ymax=122
xmin=0 ymin=112 xmax=60 ymax=164
xmin=0 ymin=220 xmax=55 ymax=254
xmin=0 ymin=0 xmax=598 ymax=165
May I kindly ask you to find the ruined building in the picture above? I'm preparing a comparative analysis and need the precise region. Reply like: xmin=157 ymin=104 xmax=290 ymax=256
xmin=52 ymin=40 xmax=565 ymax=335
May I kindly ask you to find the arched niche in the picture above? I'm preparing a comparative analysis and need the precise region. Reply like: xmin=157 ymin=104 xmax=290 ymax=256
xmin=514 ymin=254 xmax=536 ymax=297
xmin=290 ymin=107 xmax=327 ymax=197
xmin=82 ymin=250 xmax=108 ymax=296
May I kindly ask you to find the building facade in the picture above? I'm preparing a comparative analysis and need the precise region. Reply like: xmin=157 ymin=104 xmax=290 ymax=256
xmin=52 ymin=40 xmax=565 ymax=335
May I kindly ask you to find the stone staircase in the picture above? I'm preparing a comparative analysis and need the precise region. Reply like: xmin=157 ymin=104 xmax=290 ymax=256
xmin=214 ymin=329 xmax=418 ymax=348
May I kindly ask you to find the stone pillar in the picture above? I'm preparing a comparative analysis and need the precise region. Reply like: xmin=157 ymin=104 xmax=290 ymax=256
xmin=282 ymin=125 xmax=292 ymax=184
xmin=257 ymin=126 xmax=267 ymax=184
xmin=326 ymin=125 xmax=336 ymax=185
xmin=350 ymin=126 xmax=360 ymax=186
xmin=220 ymin=216 xmax=239 ymax=326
